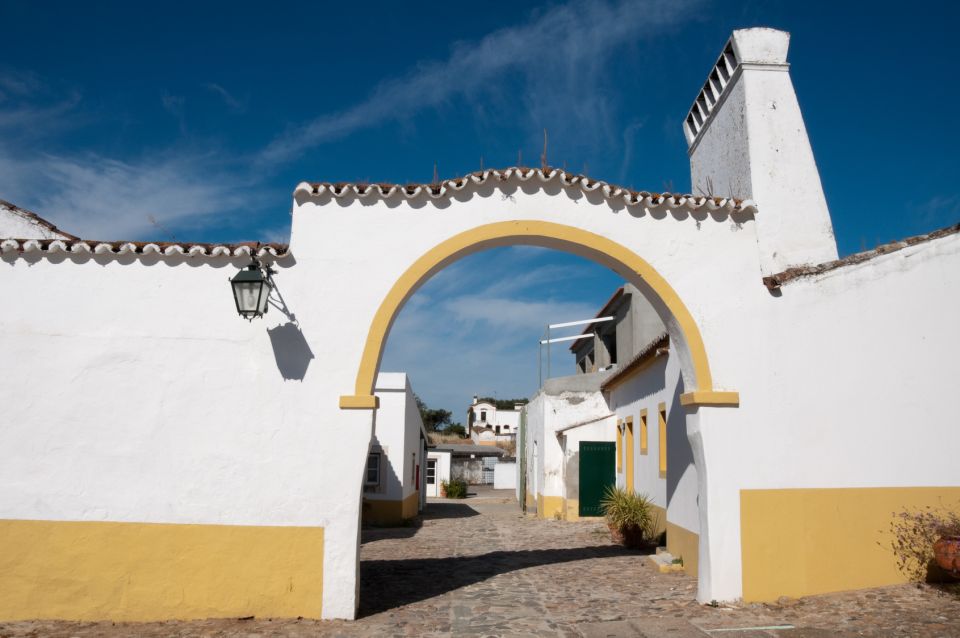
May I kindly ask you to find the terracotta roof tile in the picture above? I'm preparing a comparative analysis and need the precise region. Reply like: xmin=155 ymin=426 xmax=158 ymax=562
xmin=600 ymin=333 xmax=670 ymax=391
xmin=0 ymin=198 xmax=79 ymax=241
xmin=296 ymin=167 xmax=757 ymax=215
xmin=763 ymin=222 xmax=960 ymax=290
xmin=0 ymin=237 xmax=289 ymax=260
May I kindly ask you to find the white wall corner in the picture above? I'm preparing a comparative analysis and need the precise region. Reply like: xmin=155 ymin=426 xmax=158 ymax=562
xmin=729 ymin=27 xmax=790 ymax=65
xmin=686 ymin=28 xmax=839 ymax=275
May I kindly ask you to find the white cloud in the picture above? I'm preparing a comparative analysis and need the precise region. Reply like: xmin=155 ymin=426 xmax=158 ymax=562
xmin=382 ymin=246 xmax=621 ymax=414
xmin=443 ymin=295 xmax=599 ymax=335
xmin=161 ymin=92 xmax=186 ymax=134
xmin=0 ymin=93 xmax=81 ymax=137
xmin=257 ymin=0 xmax=701 ymax=167
xmin=205 ymin=83 xmax=245 ymax=112
xmin=910 ymin=194 xmax=960 ymax=228
xmin=0 ymin=69 xmax=42 ymax=100
xmin=0 ymin=148 xmax=261 ymax=240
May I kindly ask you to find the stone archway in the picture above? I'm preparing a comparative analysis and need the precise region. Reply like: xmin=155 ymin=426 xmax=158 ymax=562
xmin=339 ymin=220 xmax=738 ymax=411
xmin=328 ymin=214 xmax=744 ymax=609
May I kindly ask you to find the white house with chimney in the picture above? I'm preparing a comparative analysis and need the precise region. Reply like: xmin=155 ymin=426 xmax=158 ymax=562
xmin=467 ymin=396 xmax=523 ymax=445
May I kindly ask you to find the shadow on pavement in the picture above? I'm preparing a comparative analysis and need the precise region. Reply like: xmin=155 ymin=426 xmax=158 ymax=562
xmin=421 ymin=502 xmax=481 ymax=519
xmin=359 ymin=544 xmax=649 ymax=617
xmin=361 ymin=503 xmax=480 ymax=544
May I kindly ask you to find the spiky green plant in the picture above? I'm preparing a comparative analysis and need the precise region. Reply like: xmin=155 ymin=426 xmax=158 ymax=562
xmin=600 ymin=485 xmax=659 ymax=542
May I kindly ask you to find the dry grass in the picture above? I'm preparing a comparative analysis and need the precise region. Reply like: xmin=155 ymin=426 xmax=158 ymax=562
xmin=427 ymin=432 xmax=468 ymax=445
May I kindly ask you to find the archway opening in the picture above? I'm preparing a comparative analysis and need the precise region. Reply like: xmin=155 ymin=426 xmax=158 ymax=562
xmin=340 ymin=220 xmax=738 ymax=411
xmin=348 ymin=220 xmax=739 ymax=617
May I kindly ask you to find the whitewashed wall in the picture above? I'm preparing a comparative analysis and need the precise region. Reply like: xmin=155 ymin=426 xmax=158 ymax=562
xmin=1 ymin=26 xmax=957 ymax=618
xmin=372 ymin=372 xmax=424 ymax=503
xmin=493 ymin=462 xmax=517 ymax=490
xmin=0 ymin=250 xmax=374 ymax=619
xmin=426 ymin=450 xmax=451 ymax=497
xmin=607 ymin=353 xmax=700 ymax=541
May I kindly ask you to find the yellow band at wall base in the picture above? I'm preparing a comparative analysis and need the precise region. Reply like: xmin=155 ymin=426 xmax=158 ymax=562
xmin=0 ymin=518 xmax=325 ymax=622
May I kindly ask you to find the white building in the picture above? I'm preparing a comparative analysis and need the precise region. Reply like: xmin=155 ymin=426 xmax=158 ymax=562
xmin=363 ymin=373 xmax=428 ymax=525
xmin=468 ymin=396 xmax=522 ymax=445
xmin=0 ymin=27 xmax=958 ymax=622
xmin=425 ymin=448 xmax=452 ymax=497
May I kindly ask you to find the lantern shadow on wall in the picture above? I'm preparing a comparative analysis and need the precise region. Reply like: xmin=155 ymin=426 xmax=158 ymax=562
xmin=268 ymin=321 xmax=314 ymax=381
xmin=262 ymin=267 xmax=314 ymax=382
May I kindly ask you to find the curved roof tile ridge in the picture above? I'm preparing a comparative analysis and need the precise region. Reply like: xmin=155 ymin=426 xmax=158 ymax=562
xmin=0 ymin=237 xmax=290 ymax=259
xmin=295 ymin=166 xmax=757 ymax=214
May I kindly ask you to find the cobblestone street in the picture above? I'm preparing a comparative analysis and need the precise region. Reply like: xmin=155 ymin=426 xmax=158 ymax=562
xmin=2 ymin=493 xmax=959 ymax=637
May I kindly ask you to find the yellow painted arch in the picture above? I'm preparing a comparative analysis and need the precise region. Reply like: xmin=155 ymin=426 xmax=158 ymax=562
xmin=340 ymin=220 xmax=737 ymax=409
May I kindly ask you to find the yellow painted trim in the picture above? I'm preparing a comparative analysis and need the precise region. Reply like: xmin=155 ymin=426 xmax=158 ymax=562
xmin=525 ymin=490 xmax=537 ymax=510
xmin=0 ymin=518 xmax=323 ymax=621
xmin=615 ymin=419 xmax=623 ymax=472
xmin=679 ymin=391 xmax=739 ymax=407
xmin=362 ymin=491 xmax=420 ymax=526
xmin=650 ymin=503 xmax=668 ymax=536
xmin=539 ymin=494 xmax=565 ymax=520
xmin=666 ymin=521 xmax=699 ymax=577
xmin=348 ymin=220 xmax=721 ymax=405
xmin=640 ymin=412 xmax=648 ymax=455
xmin=658 ymin=408 xmax=667 ymax=479
xmin=658 ymin=401 xmax=666 ymax=411
xmin=625 ymin=416 xmax=635 ymax=494
xmin=740 ymin=487 xmax=960 ymax=602
xmin=339 ymin=394 xmax=379 ymax=409
xmin=402 ymin=490 xmax=420 ymax=519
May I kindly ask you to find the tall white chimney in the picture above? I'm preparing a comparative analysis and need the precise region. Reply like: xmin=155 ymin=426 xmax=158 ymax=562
xmin=685 ymin=28 xmax=838 ymax=274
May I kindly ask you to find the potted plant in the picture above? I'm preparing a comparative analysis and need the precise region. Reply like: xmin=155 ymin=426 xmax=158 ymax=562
xmin=888 ymin=504 xmax=960 ymax=582
xmin=600 ymin=486 xmax=659 ymax=550
xmin=934 ymin=533 xmax=960 ymax=576
xmin=439 ymin=479 xmax=467 ymax=499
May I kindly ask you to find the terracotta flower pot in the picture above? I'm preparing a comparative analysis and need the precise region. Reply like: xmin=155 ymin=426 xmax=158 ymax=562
xmin=608 ymin=523 xmax=650 ymax=550
xmin=934 ymin=535 xmax=960 ymax=574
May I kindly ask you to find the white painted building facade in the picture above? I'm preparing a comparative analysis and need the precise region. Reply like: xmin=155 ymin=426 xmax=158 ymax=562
xmin=425 ymin=448 xmax=452 ymax=497
xmin=364 ymin=372 xmax=428 ymax=524
xmin=468 ymin=397 xmax=522 ymax=445
xmin=521 ymin=373 xmax=617 ymax=518
xmin=0 ymin=27 xmax=958 ymax=622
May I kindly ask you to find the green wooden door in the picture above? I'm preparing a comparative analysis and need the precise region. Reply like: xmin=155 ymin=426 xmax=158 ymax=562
xmin=579 ymin=441 xmax=615 ymax=517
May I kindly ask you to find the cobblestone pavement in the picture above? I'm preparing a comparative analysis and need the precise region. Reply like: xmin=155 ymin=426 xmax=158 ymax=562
xmin=2 ymin=494 xmax=959 ymax=637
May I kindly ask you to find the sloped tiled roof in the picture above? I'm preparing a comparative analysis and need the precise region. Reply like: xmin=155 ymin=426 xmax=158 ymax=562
xmin=600 ymin=333 xmax=670 ymax=391
xmin=0 ymin=199 xmax=289 ymax=260
xmin=0 ymin=199 xmax=79 ymax=241
xmin=763 ymin=222 xmax=960 ymax=290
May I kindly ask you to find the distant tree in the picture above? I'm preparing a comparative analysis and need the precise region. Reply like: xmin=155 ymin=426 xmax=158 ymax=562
xmin=476 ymin=397 xmax=528 ymax=411
xmin=415 ymin=394 xmax=454 ymax=432
xmin=445 ymin=423 xmax=466 ymax=437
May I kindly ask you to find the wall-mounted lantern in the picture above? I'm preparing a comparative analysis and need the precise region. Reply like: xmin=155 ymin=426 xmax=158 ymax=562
xmin=231 ymin=257 xmax=273 ymax=319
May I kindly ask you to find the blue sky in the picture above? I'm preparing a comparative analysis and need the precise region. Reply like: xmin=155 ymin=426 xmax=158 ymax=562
xmin=2 ymin=0 xmax=958 ymax=416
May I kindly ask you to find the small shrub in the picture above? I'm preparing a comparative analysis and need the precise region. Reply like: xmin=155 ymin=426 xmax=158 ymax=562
xmin=442 ymin=479 xmax=468 ymax=499
xmin=886 ymin=503 xmax=960 ymax=582
xmin=600 ymin=486 xmax=660 ymax=546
